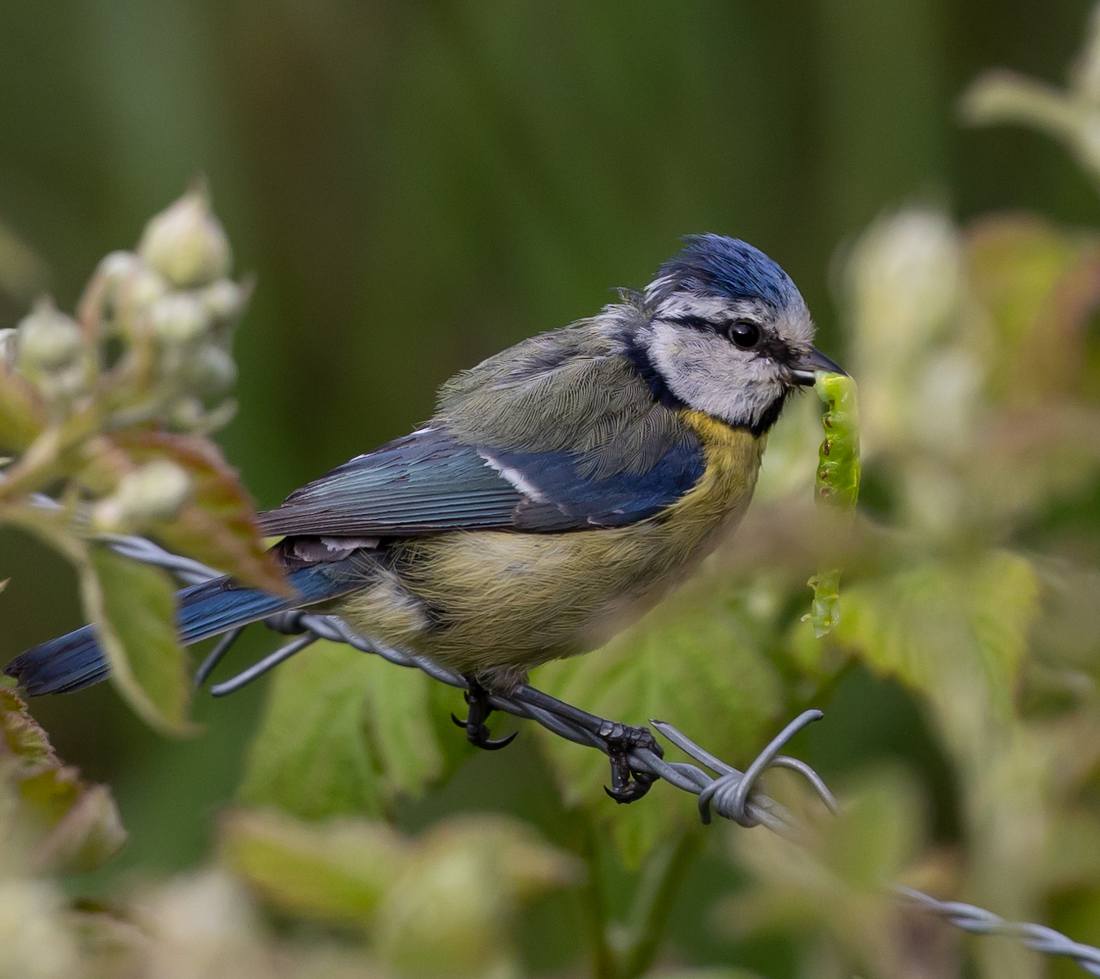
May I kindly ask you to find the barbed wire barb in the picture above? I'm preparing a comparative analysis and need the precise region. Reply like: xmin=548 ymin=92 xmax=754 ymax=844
xmin=20 ymin=505 xmax=1100 ymax=978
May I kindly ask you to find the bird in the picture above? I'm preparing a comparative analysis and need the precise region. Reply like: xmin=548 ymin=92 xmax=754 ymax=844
xmin=5 ymin=233 xmax=843 ymax=800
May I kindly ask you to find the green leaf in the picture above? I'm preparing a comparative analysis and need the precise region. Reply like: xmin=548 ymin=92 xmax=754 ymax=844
xmin=81 ymin=545 xmax=192 ymax=735
xmin=724 ymin=767 xmax=928 ymax=976
xmin=803 ymin=550 xmax=1039 ymax=725
xmin=88 ymin=431 xmax=288 ymax=594
xmin=536 ymin=579 xmax=785 ymax=864
xmin=223 ymin=809 xmax=578 ymax=975
xmin=238 ymin=642 xmax=385 ymax=818
xmin=238 ymin=640 xmax=458 ymax=819
xmin=221 ymin=809 xmax=404 ymax=925
xmin=0 ymin=688 xmax=126 ymax=873
xmin=646 ymin=969 xmax=764 ymax=979
xmin=0 ymin=360 xmax=44 ymax=454
xmin=370 ymin=816 xmax=579 ymax=977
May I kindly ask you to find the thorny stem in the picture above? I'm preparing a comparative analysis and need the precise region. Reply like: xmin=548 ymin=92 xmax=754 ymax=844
xmin=578 ymin=825 xmax=701 ymax=979
xmin=0 ymin=410 xmax=98 ymax=503
xmin=581 ymin=820 xmax=619 ymax=979
xmin=617 ymin=829 xmax=701 ymax=979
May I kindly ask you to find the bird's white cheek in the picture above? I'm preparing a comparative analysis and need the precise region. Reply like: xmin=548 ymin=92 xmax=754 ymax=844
xmin=648 ymin=324 xmax=782 ymax=429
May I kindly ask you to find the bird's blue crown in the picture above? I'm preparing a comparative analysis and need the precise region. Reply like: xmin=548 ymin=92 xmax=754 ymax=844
xmin=652 ymin=234 xmax=799 ymax=310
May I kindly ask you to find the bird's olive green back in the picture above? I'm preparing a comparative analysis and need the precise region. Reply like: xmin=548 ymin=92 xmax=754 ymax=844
xmin=436 ymin=311 xmax=692 ymax=479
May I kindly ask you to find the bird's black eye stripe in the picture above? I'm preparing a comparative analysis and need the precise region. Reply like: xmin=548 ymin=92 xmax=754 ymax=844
xmin=661 ymin=314 xmax=715 ymax=332
xmin=660 ymin=312 xmax=765 ymax=352
xmin=662 ymin=314 xmax=764 ymax=351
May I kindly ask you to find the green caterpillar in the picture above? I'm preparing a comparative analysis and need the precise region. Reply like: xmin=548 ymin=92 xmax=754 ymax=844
xmin=807 ymin=372 xmax=861 ymax=638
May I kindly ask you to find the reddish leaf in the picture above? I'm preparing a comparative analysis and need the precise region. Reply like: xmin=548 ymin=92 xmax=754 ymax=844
xmin=966 ymin=216 xmax=1100 ymax=400
xmin=100 ymin=431 xmax=288 ymax=594
xmin=0 ymin=688 xmax=127 ymax=872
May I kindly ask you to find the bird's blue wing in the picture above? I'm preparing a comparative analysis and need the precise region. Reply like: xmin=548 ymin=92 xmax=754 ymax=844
xmin=487 ymin=442 xmax=704 ymax=530
xmin=258 ymin=424 xmax=704 ymax=538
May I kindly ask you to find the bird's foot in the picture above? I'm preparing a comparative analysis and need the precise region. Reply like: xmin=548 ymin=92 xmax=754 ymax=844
xmin=598 ymin=721 xmax=662 ymax=804
xmin=451 ymin=676 xmax=518 ymax=751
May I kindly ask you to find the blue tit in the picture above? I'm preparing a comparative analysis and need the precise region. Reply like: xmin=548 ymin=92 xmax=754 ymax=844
xmin=6 ymin=233 xmax=843 ymax=713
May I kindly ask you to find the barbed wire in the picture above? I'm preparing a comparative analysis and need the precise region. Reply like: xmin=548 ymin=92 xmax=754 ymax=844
xmin=26 ymin=502 xmax=1100 ymax=976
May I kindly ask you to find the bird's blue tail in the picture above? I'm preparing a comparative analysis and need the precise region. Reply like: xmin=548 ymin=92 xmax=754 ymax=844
xmin=4 ymin=559 xmax=361 ymax=696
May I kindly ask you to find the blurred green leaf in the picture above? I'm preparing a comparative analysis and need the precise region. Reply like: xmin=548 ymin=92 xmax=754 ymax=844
xmin=239 ymin=639 xmax=460 ymax=819
xmin=367 ymin=815 xmax=579 ymax=978
xmin=238 ymin=641 xmax=385 ymax=819
xmin=89 ymin=431 xmax=287 ymax=594
xmin=359 ymin=654 xmax=462 ymax=800
xmin=223 ymin=809 xmax=579 ymax=978
xmin=19 ymin=775 xmax=127 ymax=874
xmin=0 ymin=359 xmax=44 ymax=454
xmin=724 ymin=767 xmax=932 ymax=978
xmin=801 ymin=550 xmax=1038 ymax=722
xmin=0 ymin=686 xmax=53 ymax=764
xmin=221 ymin=809 xmax=403 ymax=925
xmin=81 ymin=544 xmax=192 ymax=736
xmin=0 ymin=687 xmax=126 ymax=873
xmin=818 ymin=770 xmax=924 ymax=889
xmin=645 ymin=968 xmax=764 ymax=979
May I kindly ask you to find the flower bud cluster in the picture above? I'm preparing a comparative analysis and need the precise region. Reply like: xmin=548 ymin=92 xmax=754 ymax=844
xmin=82 ymin=185 xmax=248 ymax=432
xmin=4 ymin=186 xmax=249 ymax=435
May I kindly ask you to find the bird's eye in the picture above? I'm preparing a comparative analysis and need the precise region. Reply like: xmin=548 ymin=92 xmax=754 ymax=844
xmin=726 ymin=320 xmax=761 ymax=349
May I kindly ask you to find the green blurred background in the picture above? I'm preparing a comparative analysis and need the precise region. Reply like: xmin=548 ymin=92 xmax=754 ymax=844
xmin=1 ymin=1 xmax=1098 ymax=973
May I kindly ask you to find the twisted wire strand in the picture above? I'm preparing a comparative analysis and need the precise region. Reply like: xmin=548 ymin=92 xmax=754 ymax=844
xmin=35 ymin=516 xmax=1100 ymax=977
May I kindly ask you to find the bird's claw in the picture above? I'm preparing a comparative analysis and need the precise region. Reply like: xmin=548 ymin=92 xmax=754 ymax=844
xmin=450 ymin=711 xmax=517 ymax=750
xmin=597 ymin=721 xmax=662 ymax=804
xmin=452 ymin=678 xmax=518 ymax=751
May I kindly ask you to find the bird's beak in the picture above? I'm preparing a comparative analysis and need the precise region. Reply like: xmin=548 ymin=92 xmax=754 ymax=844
xmin=791 ymin=346 xmax=847 ymax=386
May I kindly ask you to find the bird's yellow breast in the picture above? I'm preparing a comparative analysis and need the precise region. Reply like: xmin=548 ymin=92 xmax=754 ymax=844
xmin=669 ymin=410 xmax=767 ymax=527
xmin=335 ymin=413 xmax=766 ymax=683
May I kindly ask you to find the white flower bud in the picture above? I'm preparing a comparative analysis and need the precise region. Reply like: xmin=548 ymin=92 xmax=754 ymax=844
xmin=96 ymin=249 xmax=143 ymax=285
xmin=0 ymin=328 xmax=17 ymax=368
xmin=845 ymin=208 xmax=966 ymax=454
xmin=15 ymin=299 xmax=84 ymax=374
xmin=184 ymin=343 xmax=237 ymax=400
xmin=92 ymin=254 xmax=169 ymax=339
xmin=41 ymin=362 xmax=92 ymax=403
xmin=127 ymin=266 xmax=169 ymax=308
xmin=167 ymin=396 xmax=206 ymax=431
xmin=200 ymin=278 xmax=247 ymax=324
xmin=93 ymin=460 xmax=192 ymax=531
xmin=150 ymin=293 xmax=211 ymax=347
xmin=138 ymin=186 xmax=232 ymax=289
xmin=847 ymin=209 xmax=961 ymax=350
